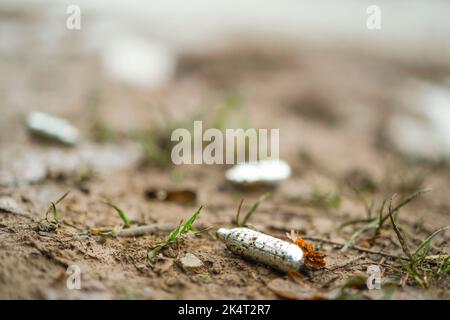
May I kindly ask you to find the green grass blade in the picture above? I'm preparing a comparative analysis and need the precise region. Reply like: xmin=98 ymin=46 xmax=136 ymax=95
xmin=180 ymin=206 xmax=202 ymax=236
xmin=414 ymin=226 xmax=450 ymax=257
xmin=379 ymin=189 xmax=431 ymax=225
xmin=192 ymin=226 xmax=212 ymax=235
xmin=44 ymin=191 xmax=70 ymax=223
xmin=104 ymin=201 xmax=130 ymax=227
xmin=235 ymin=199 xmax=244 ymax=227
xmin=54 ymin=191 xmax=70 ymax=205
xmin=51 ymin=202 xmax=58 ymax=223
xmin=167 ymin=222 xmax=183 ymax=242
xmin=147 ymin=244 xmax=164 ymax=266
xmin=241 ymin=192 xmax=270 ymax=226
xmin=147 ymin=206 xmax=204 ymax=267
xmin=388 ymin=196 xmax=412 ymax=259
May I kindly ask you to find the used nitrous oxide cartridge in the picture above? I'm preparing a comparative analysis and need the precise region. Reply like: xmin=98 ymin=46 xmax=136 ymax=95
xmin=217 ymin=227 xmax=304 ymax=272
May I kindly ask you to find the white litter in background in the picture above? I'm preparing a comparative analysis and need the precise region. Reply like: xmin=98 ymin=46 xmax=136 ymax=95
xmin=0 ymin=143 xmax=142 ymax=186
xmin=420 ymin=84 xmax=450 ymax=151
xmin=101 ymin=34 xmax=176 ymax=89
xmin=0 ymin=153 xmax=47 ymax=187
xmin=26 ymin=112 xmax=79 ymax=145
xmin=44 ymin=143 xmax=143 ymax=176
xmin=225 ymin=159 xmax=291 ymax=186
xmin=0 ymin=197 xmax=28 ymax=216
xmin=386 ymin=83 xmax=450 ymax=162
xmin=386 ymin=114 xmax=441 ymax=161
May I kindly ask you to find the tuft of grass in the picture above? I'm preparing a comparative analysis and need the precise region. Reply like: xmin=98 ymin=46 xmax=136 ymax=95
xmin=147 ymin=206 xmax=205 ymax=267
xmin=437 ymin=256 xmax=450 ymax=275
xmin=235 ymin=192 xmax=271 ymax=227
xmin=347 ymin=180 xmax=376 ymax=219
xmin=286 ymin=188 xmax=341 ymax=210
xmin=214 ymin=92 xmax=249 ymax=131
xmin=387 ymin=195 xmax=412 ymax=259
xmin=103 ymin=201 xmax=130 ymax=228
xmin=135 ymin=128 xmax=174 ymax=167
xmin=91 ymin=121 xmax=121 ymax=143
xmin=70 ymin=167 xmax=95 ymax=194
xmin=101 ymin=94 xmax=250 ymax=168
xmin=134 ymin=107 xmax=204 ymax=168
xmin=382 ymin=166 xmax=429 ymax=196
xmin=308 ymin=188 xmax=341 ymax=210
xmin=413 ymin=226 xmax=450 ymax=258
xmin=340 ymin=188 xmax=431 ymax=251
xmin=44 ymin=191 xmax=70 ymax=224
xmin=387 ymin=195 xmax=449 ymax=287
xmin=199 ymin=272 xmax=210 ymax=283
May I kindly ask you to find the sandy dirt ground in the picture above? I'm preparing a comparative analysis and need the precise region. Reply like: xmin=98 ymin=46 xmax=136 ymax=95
xmin=0 ymin=7 xmax=449 ymax=300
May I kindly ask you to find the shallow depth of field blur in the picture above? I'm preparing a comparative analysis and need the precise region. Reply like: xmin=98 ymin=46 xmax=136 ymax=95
xmin=0 ymin=0 xmax=449 ymax=299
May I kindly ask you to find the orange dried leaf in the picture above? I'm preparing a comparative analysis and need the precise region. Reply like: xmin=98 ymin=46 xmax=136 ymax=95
xmin=90 ymin=227 xmax=102 ymax=236
xmin=359 ymin=240 xmax=371 ymax=249
xmin=287 ymin=230 xmax=326 ymax=269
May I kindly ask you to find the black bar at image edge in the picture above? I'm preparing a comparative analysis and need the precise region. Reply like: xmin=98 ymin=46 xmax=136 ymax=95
xmin=0 ymin=300 xmax=446 ymax=318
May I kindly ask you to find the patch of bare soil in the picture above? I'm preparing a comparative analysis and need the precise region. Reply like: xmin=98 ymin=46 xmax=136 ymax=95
xmin=0 ymin=11 xmax=449 ymax=300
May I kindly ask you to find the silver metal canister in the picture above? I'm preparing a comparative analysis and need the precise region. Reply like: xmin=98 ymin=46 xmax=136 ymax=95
xmin=217 ymin=227 xmax=304 ymax=272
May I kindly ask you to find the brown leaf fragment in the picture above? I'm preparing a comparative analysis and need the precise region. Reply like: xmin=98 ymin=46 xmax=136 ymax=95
xmin=287 ymin=270 xmax=304 ymax=284
xmin=145 ymin=188 xmax=197 ymax=204
xmin=267 ymin=278 xmax=324 ymax=300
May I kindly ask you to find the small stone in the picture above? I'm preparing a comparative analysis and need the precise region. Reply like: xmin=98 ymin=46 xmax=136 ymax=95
xmin=92 ymin=236 xmax=107 ymax=244
xmin=165 ymin=276 xmax=185 ymax=288
xmin=38 ymin=231 xmax=56 ymax=238
xmin=37 ymin=221 xmax=58 ymax=233
xmin=179 ymin=253 xmax=203 ymax=272
xmin=135 ymin=263 xmax=149 ymax=274
xmin=211 ymin=263 xmax=222 ymax=275
xmin=162 ymin=247 xmax=177 ymax=258
xmin=76 ymin=234 xmax=89 ymax=241
xmin=154 ymin=259 xmax=174 ymax=275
